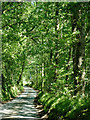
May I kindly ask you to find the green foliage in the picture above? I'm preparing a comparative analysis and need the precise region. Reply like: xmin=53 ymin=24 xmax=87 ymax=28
xmin=2 ymin=2 xmax=27 ymax=101
xmin=37 ymin=91 xmax=90 ymax=120
xmin=65 ymin=96 xmax=90 ymax=120
xmin=2 ymin=2 xmax=89 ymax=120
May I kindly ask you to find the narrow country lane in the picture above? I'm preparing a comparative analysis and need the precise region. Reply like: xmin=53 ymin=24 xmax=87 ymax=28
xmin=0 ymin=87 xmax=41 ymax=120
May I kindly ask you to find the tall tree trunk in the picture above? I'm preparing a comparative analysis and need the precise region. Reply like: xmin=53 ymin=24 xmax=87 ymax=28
xmin=71 ymin=3 xmax=85 ymax=95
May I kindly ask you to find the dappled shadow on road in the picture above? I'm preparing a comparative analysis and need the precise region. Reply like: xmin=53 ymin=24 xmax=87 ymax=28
xmin=1 ymin=118 xmax=42 ymax=120
xmin=0 ymin=87 xmax=41 ymax=120
xmin=1 ymin=117 xmax=42 ymax=120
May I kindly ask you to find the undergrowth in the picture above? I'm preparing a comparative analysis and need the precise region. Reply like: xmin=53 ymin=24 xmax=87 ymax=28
xmin=37 ymin=90 xmax=90 ymax=120
xmin=1 ymin=85 xmax=24 ymax=101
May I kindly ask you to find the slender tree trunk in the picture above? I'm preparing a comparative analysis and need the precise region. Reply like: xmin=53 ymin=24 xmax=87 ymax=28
xmin=17 ymin=61 xmax=25 ymax=85
xmin=50 ymin=48 xmax=53 ymax=63
xmin=2 ymin=74 xmax=5 ymax=92
xmin=66 ymin=47 xmax=71 ymax=81
xmin=54 ymin=2 xmax=59 ymax=82
xmin=78 ymin=12 xmax=85 ymax=94
xmin=41 ymin=35 xmax=44 ymax=91
xmin=35 ymin=65 xmax=38 ymax=87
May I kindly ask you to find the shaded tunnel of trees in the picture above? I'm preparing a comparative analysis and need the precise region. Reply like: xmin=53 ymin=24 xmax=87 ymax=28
xmin=0 ymin=2 xmax=90 ymax=120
